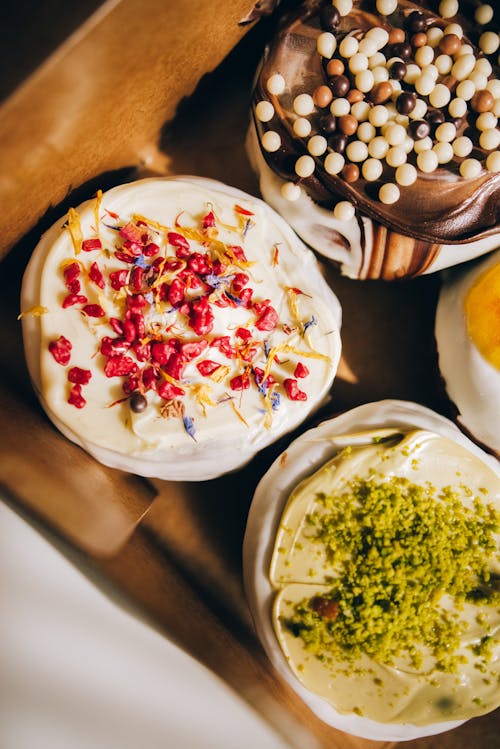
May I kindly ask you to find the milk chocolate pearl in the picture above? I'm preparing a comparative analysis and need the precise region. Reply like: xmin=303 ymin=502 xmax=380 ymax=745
xmin=320 ymin=113 xmax=337 ymax=134
xmin=330 ymin=133 xmax=347 ymax=153
xmin=388 ymin=27 xmax=406 ymax=45
xmin=326 ymin=58 xmax=345 ymax=77
xmin=409 ymin=119 xmax=431 ymax=139
xmin=369 ymin=81 xmax=393 ymax=104
xmin=392 ymin=42 xmax=412 ymax=59
xmin=407 ymin=10 xmax=426 ymax=33
xmin=338 ymin=114 xmax=358 ymax=135
xmin=412 ymin=32 xmax=427 ymax=48
xmin=396 ymin=91 xmax=417 ymax=114
xmin=439 ymin=33 xmax=461 ymax=55
xmin=342 ymin=163 xmax=360 ymax=182
xmin=320 ymin=4 xmax=341 ymax=30
xmin=329 ymin=74 xmax=350 ymax=97
xmin=390 ymin=60 xmax=407 ymax=80
xmin=313 ymin=85 xmax=333 ymax=108
xmin=471 ymin=89 xmax=494 ymax=113
xmin=130 ymin=392 xmax=148 ymax=412
xmin=347 ymin=88 xmax=364 ymax=103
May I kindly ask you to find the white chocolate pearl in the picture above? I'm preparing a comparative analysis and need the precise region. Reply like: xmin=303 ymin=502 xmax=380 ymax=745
xmin=256 ymin=100 xmax=274 ymax=122
xmin=390 ymin=80 xmax=403 ymax=95
xmin=362 ymin=158 xmax=383 ymax=181
xmin=356 ymin=70 xmax=375 ymax=92
xmin=486 ymin=151 xmax=500 ymax=172
xmin=435 ymin=122 xmax=456 ymax=142
xmin=435 ymin=54 xmax=453 ymax=75
xmin=468 ymin=72 xmax=489 ymax=91
xmin=480 ymin=129 xmax=500 ymax=150
xmin=349 ymin=53 xmax=369 ymax=73
xmin=351 ymin=101 xmax=371 ymax=122
xmin=366 ymin=27 xmax=390 ymax=50
xmin=410 ymin=99 xmax=428 ymax=119
xmin=414 ymin=136 xmax=433 ymax=153
xmin=475 ymin=4 xmax=494 ymax=25
xmin=333 ymin=0 xmax=353 ymax=16
xmin=456 ymin=79 xmax=476 ymax=101
xmin=395 ymin=113 xmax=409 ymax=127
xmin=415 ymin=46 xmax=434 ymax=68
xmin=281 ymin=182 xmax=301 ymax=201
xmin=476 ymin=112 xmax=497 ymax=131
xmin=369 ymin=136 xmax=390 ymax=158
xmin=369 ymin=51 xmax=387 ymax=69
xmin=457 ymin=44 xmax=473 ymax=56
xmin=439 ymin=0 xmax=459 ymax=18
xmin=453 ymin=136 xmax=473 ymax=157
xmin=308 ymin=135 xmax=328 ymax=156
xmin=494 ymin=99 xmax=500 ymax=117
xmin=334 ymin=201 xmax=355 ymax=220
xmin=444 ymin=23 xmax=463 ymax=38
xmin=317 ymin=32 xmax=337 ymax=58
xmin=421 ymin=64 xmax=439 ymax=81
xmin=295 ymin=154 xmax=315 ymax=177
xmin=293 ymin=117 xmax=312 ymax=137
xmin=267 ymin=74 xmax=285 ymax=95
xmin=427 ymin=27 xmax=444 ymax=47
xmin=369 ymin=105 xmax=389 ymax=127
xmin=433 ymin=141 xmax=454 ymax=163
xmin=385 ymin=123 xmax=406 ymax=146
xmin=404 ymin=64 xmax=421 ymax=85
xmin=479 ymin=31 xmax=500 ymax=56
xmin=402 ymin=135 xmax=414 ymax=153
xmin=330 ymin=98 xmax=351 ymax=116
xmin=417 ymin=150 xmax=439 ymax=172
xmin=324 ymin=152 xmax=345 ymax=174
xmin=339 ymin=35 xmax=359 ymax=58
xmin=357 ymin=121 xmax=376 ymax=142
xmin=486 ymin=80 xmax=500 ymax=97
xmin=359 ymin=37 xmax=378 ymax=57
xmin=459 ymin=158 xmax=482 ymax=178
xmin=262 ymin=130 xmax=281 ymax=151
xmin=373 ymin=65 xmax=390 ymax=83
xmin=346 ymin=140 xmax=369 ymax=162
xmin=474 ymin=58 xmax=492 ymax=77
xmin=395 ymin=163 xmax=417 ymax=185
xmin=451 ymin=54 xmax=476 ymax=81
xmin=429 ymin=84 xmax=451 ymax=108
xmin=386 ymin=146 xmax=407 ymax=166
xmin=448 ymin=97 xmax=467 ymax=118
xmin=376 ymin=0 xmax=398 ymax=15
xmin=379 ymin=183 xmax=400 ymax=203
xmin=415 ymin=73 xmax=435 ymax=96
xmin=294 ymin=93 xmax=314 ymax=116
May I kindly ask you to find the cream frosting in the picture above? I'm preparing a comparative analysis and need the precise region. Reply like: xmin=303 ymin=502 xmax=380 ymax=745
xmin=21 ymin=177 xmax=341 ymax=480
xmin=243 ymin=400 xmax=500 ymax=741
xmin=436 ymin=250 xmax=500 ymax=456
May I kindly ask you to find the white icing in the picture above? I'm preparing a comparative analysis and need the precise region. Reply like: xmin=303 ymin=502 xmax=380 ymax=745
xmin=243 ymin=400 xmax=500 ymax=741
xmin=436 ymin=250 xmax=500 ymax=455
xmin=21 ymin=177 xmax=341 ymax=481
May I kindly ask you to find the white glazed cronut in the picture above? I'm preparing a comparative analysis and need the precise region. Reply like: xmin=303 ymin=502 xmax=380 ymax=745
xmin=248 ymin=0 xmax=500 ymax=279
xmin=243 ymin=400 xmax=500 ymax=741
xmin=436 ymin=248 xmax=500 ymax=457
xmin=20 ymin=177 xmax=341 ymax=480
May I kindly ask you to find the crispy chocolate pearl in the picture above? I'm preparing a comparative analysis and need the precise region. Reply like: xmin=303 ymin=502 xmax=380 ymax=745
xmin=320 ymin=4 xmax=341 ymax=30
xmin=397 ymin=91 xmax=417 ymax=114
xmin=390 ymin=61 xmax=407 ymax=80
xmin=130 ymin=392 xmax=148 ymax=413
xmin=329 ymin=74 xmax=350 ymax=97
xmin=326 ymin=58 xmax=345 ymax=77
xmin=339 ymin=114 xmax=358 ymax=135
xmin=342 ymin=163 xmax=359 ymax=182
xmin=407 ymin=10 xmax=427 ymax=33
xmin=320 ymin=113 xmax=337 ymax=134
xmin=330 ymin=133 xmax=347 ymax=153
xmin=392 ymin=42 xmax=412 ymax=59
xmin=412 ymin=32 xmax=427 ymax=47
xmin=388 ymin=27 xmax=406 ymax=45
xmin=409 ymin=119 xmax=431 ymax=139
xmin=427 ymin=109 xmax=446 ymax=129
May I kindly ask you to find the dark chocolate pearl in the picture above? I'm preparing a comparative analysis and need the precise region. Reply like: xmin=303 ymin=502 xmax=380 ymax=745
xmin=390 ymin=60 xmax=407 ymax=80
xmin=319 ymin=113 xmax=337 ymax=134
xmin=448 ymin=116 xmax=463 ymax=130
xmin=130 ymin=392 xmax=148 ymax=413
xmin=329 ymin=133 xmax=347 ymax=153
xmin=406 ymin=10 xmax=426 ymax=33
xmin=329 ymin=74 xmax=350 ymax=98
xmin=396 ymin=91 xmax=416 ymax=114
xmin=409 ymin=119 xmax=430 ymax=140
xmin=391 ymin=42 xmax=412 ymax=59
xmin=320 ymin=4 xmax=341 ymax=30
xmin=426 ymin=109 xmax=445 ymax=127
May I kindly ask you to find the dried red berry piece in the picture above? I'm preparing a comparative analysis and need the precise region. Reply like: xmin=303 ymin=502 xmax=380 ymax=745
xmin=202 ymin=211 xmax=216 ymax=228
xmin=163 ymin=352 xmax=185 ymax=380
xmin=143 ymin=242 xmax=160 ymax=257
xmin=230 ymin=373 xmax=250 ymax=391
xmin=179 ymin=339 xmax=208 ymax=361
xmin=294 ymin=362 xmax=310 ymax=379
xmin=81 ymin=238 xmax=102 ymax=252
xmin=168 ymin=278 xmax=186 ymax=306
xmin=104 ymin=355 xmax=138 ymax=377
xmin=109 ymin=317 xmax=124 ymax=335
xmin=228 ymin=245 xmax=247 ymax=262
xmin=236 ymin=327 xmax=252 ymax=341
xmin=119 ymin=222 xmax=144 ymax=245
xmin=157 ymin=380 xmax=185 ymax=399
xmin=109 ymin=269 xmax=129 ymax=290
xmin=189 ymin=296 xmax=214 ymax=336
xmin=68 ymin=384 xmax=86 ymax=408
xmin=232 ymin=273 xmax=249 ymax=293
xmin=142 ymin=367 xmax=157 ymax=391
xmin=68 ymin=366 xmax=92 ymax=385
xmin=196 ymin=359 xmax=221 ymax=376
xmin=82 ymin=304 xmax=105 ymax=318
xmin=254 ymin=301 xmax=278 ymax=332
xmin=167 ymin=231 xmax=190 ymax=256
xmin=129 ymin=266 xmax=143 ymax=293
xmin=126 ymin=293 xmax=147 ymax=311
xmin=122 ymin=375 xmax=140 ymax=395
xmin=62 ymin=293 xmax=88 ymax=308
xmin=283 ymin=378 xmax=307 ymax=401
xmin=89 ymin=262 xmax=105 ymax=289
xmin=114 ymin=250 xmax=136 ymax=264
xmin=188 ymin=253 xmax=211 ymax=275
xmin=63 ymin=262 xmax=80 ymax=287
xmin=253 ymin=367 xmax=275 ymax=388
xmin=48 ymin=335 xmax=72 ymax=365
xmin=239 ymin=288 xmax=253 ymax=308
xmin=133 ymin=342 xmax=151 ymax=362
xmin=100 ymin=336 xmax=130 ymax=356
xmin=151 ymin=340 xmax=179 ymax=365
xmin=211 ymin=336 xmax=236 ymax=359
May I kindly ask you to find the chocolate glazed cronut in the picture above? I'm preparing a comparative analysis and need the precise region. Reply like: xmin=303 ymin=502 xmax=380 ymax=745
xmin=249 ymin=0 xmax=499 ymax=279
